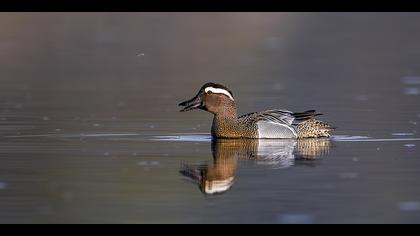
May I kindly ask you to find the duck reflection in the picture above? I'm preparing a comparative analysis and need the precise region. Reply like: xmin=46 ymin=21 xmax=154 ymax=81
xmin=180 ymin=139 xmax=331 ymax=195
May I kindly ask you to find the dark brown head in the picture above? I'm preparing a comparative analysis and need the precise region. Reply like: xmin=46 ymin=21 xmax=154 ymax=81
xmin=179 ymin=83 xmax=236 ymax=115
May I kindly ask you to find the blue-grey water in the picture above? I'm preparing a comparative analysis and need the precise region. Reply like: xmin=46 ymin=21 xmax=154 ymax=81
xmin=1 ymin=13 xmax=420 ymax=223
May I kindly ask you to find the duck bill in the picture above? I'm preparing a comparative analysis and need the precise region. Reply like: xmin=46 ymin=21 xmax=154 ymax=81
xmin=179 ymin=95 xmax=203 ymax=112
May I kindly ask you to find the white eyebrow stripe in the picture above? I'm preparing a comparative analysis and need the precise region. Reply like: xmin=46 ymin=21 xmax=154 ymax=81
xmin=204 ymin=87 xmax=234 ymax=101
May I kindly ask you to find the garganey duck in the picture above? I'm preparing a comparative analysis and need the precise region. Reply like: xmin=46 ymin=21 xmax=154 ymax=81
xmin=179 ymin=83 xmax=334 ymax=139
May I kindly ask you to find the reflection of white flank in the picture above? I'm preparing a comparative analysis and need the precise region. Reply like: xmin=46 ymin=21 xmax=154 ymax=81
xmin=204 ymin=177 xmax=235 ymax=194
xmin=255 ymin=140 xmax=296 ymax=169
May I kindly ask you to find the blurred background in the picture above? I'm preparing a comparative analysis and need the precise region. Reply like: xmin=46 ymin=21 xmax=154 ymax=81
xmin=1 ymin=12 xmax=419 ymax=136
xmin=0 ymin=13 xmax=419 ymax=223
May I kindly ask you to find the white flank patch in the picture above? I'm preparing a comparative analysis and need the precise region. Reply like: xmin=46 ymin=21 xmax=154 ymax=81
xmin=204 ymin=87 xmax=234 ymax=101
xmin=257 ymin=121 xmax=297 ymax=139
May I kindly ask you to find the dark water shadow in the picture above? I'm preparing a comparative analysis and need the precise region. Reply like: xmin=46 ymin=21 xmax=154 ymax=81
xmin=180 ymin=138 xmax=331 ymax=195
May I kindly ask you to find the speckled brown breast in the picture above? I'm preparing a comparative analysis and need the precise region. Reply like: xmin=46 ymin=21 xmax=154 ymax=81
xmin=211 ymin=115 xmax=259 ymax=138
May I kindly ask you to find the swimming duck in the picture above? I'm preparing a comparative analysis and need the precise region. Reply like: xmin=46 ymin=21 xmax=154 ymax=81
xmin=179 ymin=83 xmax=334 ymax=139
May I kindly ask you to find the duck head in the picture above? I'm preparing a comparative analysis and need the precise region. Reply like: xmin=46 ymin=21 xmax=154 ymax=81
xmin=179 ymin=82 xmax=235 ymax=114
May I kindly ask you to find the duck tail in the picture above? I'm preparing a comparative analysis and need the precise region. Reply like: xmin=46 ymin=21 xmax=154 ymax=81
xmin=296 ymin=118 xmax=334 ymax=138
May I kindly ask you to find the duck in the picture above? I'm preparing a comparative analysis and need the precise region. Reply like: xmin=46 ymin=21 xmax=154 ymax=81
xmin=179 ymin=82 xmax=334 ymax=139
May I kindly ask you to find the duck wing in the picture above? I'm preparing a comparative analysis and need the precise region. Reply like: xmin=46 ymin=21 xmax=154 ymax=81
xmin=291 ymin=110 xmax=322 ymax=123
xmin=238 ymin=109 xmax=323 ymax=139
xmin=238 ymin=110 xmax=296 ymax=138
xmin=239 ymin=109 xmax=321 ymax=124
xmin=239 ymin=109 xmax=296 ymax=125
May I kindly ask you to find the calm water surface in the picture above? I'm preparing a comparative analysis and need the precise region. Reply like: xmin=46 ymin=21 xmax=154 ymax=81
xmin=1 ymin=13 xmax=420 ymax=223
